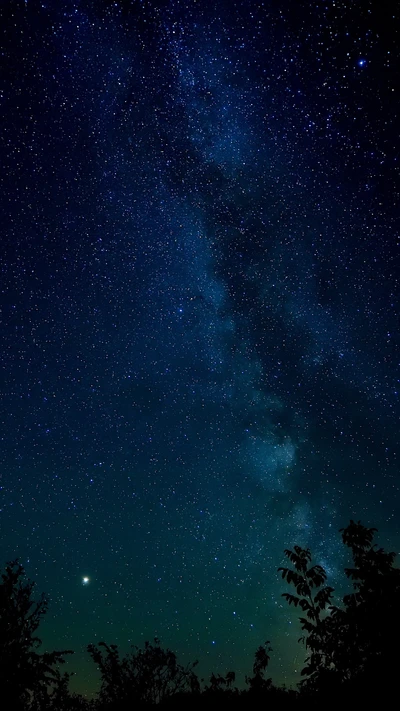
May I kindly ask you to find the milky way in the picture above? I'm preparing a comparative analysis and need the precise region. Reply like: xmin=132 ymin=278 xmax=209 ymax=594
xmin=1 ymin=0 xmax=399 ymax=694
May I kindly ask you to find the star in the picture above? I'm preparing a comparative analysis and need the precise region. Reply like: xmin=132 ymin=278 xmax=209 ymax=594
xmin=1 ymin=0 xmax=398 ymax=698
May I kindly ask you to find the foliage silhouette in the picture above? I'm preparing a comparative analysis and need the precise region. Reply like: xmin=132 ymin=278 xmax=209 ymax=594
xmin=279 ymin=545 xmax=335 ymax=692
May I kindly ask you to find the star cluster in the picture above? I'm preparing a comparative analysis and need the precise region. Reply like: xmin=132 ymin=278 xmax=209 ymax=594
xmin=1 ymin=0 xmax=399 ymax=695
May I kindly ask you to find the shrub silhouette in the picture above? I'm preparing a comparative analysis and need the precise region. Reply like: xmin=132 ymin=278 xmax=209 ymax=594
xmin=88 ymin=638 xmax=199 ymax=709
xmin=245 ymin=641 xmax=273 ymax=694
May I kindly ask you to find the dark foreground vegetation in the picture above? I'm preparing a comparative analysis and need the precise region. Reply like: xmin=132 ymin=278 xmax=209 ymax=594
xmin=1 ymin=521 xmax=399 ymax=709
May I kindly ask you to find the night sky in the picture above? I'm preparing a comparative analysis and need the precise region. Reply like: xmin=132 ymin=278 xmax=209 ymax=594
xmin=1 ymin=0 xmax=399 ymax=697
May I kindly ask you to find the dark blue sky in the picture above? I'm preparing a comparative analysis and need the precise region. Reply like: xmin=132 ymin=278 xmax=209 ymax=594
xmin=1 ymin=0 xmax=399 ymax=696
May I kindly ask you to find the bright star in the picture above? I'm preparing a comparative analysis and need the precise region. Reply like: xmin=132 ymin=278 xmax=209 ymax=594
xmin=82 ymin=576 xmax=90 ymax=585
xmin=358 ymin=59 xmax=367 ymax=67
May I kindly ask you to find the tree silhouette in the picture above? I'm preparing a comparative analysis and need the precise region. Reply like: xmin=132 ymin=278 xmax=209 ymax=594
xmin=2 ymin=521 xmax=398 ymax=707
xmin=88 ymin=638 xmax=199 ymax=709
xmin=279 ymin=521 xmax=400 ymax=699
xmin=334 ymin=520 xmax=400 ymax=694
xmin=0 ymin=560 xmax=73 ymax=710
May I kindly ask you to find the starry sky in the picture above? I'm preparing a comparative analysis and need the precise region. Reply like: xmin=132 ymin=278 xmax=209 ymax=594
xmin=1 ymin=0 xmax=399 ymax=696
